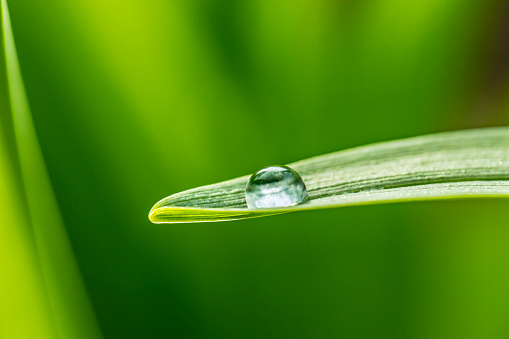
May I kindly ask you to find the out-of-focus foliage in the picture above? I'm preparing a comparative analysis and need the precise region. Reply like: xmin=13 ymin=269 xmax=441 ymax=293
xmin=2 ymin=0 xmax=509 ymax=337
xmin=1 ymin=1 xmax=101 ymax=337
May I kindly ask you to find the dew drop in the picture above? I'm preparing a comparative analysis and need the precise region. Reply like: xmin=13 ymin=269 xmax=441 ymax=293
xmin=245 ymin=165 xmax=308 ymax=209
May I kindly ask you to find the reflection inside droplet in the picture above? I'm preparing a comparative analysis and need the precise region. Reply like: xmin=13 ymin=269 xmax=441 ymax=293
xmin=245 ymin=165 xmax=308 ymax=209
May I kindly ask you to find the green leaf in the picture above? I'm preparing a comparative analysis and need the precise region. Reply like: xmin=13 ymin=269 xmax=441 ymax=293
xmin=149 ymin=127 xmax=509 ymax=223
xmin=0 ymin=0 xmax=101 ymax=337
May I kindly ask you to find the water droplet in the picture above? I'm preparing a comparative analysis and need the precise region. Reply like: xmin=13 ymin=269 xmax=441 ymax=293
xmin=245 ymin=165 xmax=308 ymax=209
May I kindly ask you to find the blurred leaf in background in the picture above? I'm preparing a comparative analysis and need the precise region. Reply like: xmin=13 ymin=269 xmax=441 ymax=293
xmin=1 ymin=0 xmax=101 ymax=337
xmin=3 ymin=0 xmax=509 ymax=338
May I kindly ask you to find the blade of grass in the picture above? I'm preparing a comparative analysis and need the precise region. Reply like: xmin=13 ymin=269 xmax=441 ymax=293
xmin=0 ymin=89 xmax=56 ymax=338
xmin=1 ymin=0 xmax=101 ymax=337
xmin=150 ymin=127 xmax=509 ymax=223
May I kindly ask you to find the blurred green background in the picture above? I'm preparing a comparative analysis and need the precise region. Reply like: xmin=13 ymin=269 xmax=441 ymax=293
xmin=2 ymin=0 xmax=509 ymax=337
